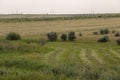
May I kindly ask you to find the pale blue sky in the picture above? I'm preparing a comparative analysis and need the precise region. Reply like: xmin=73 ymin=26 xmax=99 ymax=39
xmin=0 ymin=0 xmax=120 ymax=14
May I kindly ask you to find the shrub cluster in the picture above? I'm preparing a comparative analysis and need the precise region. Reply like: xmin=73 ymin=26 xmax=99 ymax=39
xmin=47 ymin=32 xmax=76 ymax=41
xmin=6 ymin=32 xmax=21 ymax=41
xmin=97 ymin=36 xmax=109 ymax=43
xmin=100 ymin=28 xmax=109 ymax=35
xmin=47 ymin=32 xmax=57 ymax=41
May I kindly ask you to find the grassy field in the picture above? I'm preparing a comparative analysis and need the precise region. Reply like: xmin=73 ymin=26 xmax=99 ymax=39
xmin=0 ymin=15 xmax=120 ymax=80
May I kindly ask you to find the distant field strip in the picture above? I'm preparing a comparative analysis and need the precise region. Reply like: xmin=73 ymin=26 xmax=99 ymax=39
xmin=0 ymin=18 xmax=120 ymax=37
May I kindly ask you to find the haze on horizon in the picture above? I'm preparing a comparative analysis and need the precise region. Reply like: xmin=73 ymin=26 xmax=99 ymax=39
xmin=0 ymin=0 xmax=120 ymax=14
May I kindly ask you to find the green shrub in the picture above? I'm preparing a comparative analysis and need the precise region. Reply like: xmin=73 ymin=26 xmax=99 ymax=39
xmin=114 ymin=32 xmax=120 ymax=37
xmin=47 ymin=32 xmax=57 ymax=41
xmin=100 ymin=29 xmax=104 ymax=35
xmin=6 ymin=32 xmax=21 ymax=41
xmin=104 ymin=28 xmax=110 ymax=34
xmin=79 ymin=32 xmax=83 ymax=36
xmin=39 ymin=39 xmax=47 ymax=46
xmin=93 ymin=32 xmax=98 ymax=35
xmin=68 ymin=32 xmax=76 ymax=41
xmin=112 ymin=30 xmax=116 ymax=33
xmin=97 ymin=36 xmax=109 ymax=43
xmin=100 ymin=28 xmax=109 ymax=35
xmin=61 ymin=34 xmax=67 ymax=41
xmin=116 ymin=39 xmax=120 ymax=45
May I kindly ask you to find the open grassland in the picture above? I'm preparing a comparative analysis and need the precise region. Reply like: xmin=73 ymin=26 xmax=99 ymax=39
xmin=0 ymin=15 xmax=120 ymax=80
xmin=0 ymin=41 xmax=119 ymax=80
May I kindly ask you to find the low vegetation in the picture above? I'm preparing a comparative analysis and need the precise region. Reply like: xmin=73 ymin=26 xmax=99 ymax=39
xmin=97 ymin=36 xmax=109 ymax=43
xmin=116 ymin=39 xmax=120 ymax=45
xmin=93 ymin=32 xmax=98 ymax=35
xmin=0 ymin=14 xmax=120 ymax=22
xmin=6 ymin=32 xmax=21 ymax=41
xmin=68 ymin=32 xmax=76 ymax=41
xmin=112 ymin=30 xmax=116 ymax=33
xmin=61 ymin=33 xmax=67 ymax=41
xmin=47 ymin=32 xmax=57 ymax=41
xmin=99 ymin=28 xmax=109 ymax=35
xmin=79 ymin=32 xmax=83 ymax=36
xmin=114 ymin=32 xmax=120 ymax=37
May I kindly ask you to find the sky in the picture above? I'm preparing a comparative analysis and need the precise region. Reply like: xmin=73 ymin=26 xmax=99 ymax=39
xmin=0 ymin=0 xmax=120 ymax=14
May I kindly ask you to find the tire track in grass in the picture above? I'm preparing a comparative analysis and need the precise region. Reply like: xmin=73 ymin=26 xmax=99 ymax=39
xmin=91 ymin=50 xmax=105 ymax=64
xmin=43 ymin=49 xmax=58 ymax=63
xmin=44 ymin=48 xmax=65 ymax=64
xmin=97 ymin=48 xmax=120 ymax=66
xmin=58 ymin=46 xmax=80 ymax=64
xmin=85 ymin=49 xmax=101 ymax=65
xmin=55 ymin=48 xmax=66 ymax=63
xmin=109 ymin=49 xmax=120 ymax=59
xmin=58 ymin=47 xmax=73 ymax=63
xmin=73 ymin=48 xmax=83 ymax=64
xmin=80 ymin=49 xmax=104 ymax=65
xmin=79 ymin=49 xmax=92 ymax=64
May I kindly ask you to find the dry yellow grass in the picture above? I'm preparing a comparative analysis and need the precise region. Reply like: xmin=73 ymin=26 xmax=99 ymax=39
xmin=0 ymin=18 xmax=120 ymax=38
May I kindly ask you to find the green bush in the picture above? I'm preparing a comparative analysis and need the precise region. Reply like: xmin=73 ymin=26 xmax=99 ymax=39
xmin=93 ymin=32 xmax=98 ymax=35
xmin=6 ymin=32 xmax=21 ymax=41
xmin=112 ymin=30 xmax=116 ymax=33
xmin=61 ymin=34 xmax=67 ymax=41
xmin=79 ymin=32 xmax=83 ymax=36
xmin=47 ymin=32 xmax=57 ymax=41
xmin=39 ymin=39 xmax=47 ymax=46
xmin=97 ymin=36 xmax=109 ymax=43
xmin=100 ymin=28 xmax=109 ymax=35
xmin=116 ymin=39 xmax=120 ymax=45
xmin=114 ymin=32 xmax=120 ymax=37
xmin=68 ymin=32 xmax=76 ymax=41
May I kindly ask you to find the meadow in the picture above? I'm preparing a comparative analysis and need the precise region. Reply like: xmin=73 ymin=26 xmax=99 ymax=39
xmin=0 ymin=14 xmax=120 ymax=80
